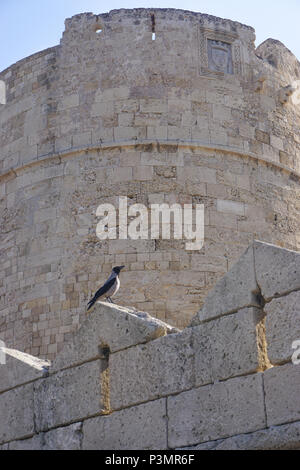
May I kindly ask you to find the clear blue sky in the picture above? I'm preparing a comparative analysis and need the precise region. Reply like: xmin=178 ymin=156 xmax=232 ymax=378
xmin=1 ymin=0 xmax=299 ymax=72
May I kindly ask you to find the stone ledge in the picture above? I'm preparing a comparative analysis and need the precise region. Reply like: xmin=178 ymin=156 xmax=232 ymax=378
xmin=109 ymin=305 xmax=268 ymax=411
xmin=1 ymin=139 xmax=299 ymax=182
xmin=190 ymin=244 xmax=260 ymax=325
xmin=254 ymin=241 xmax=300 ymax=301
xmin=51 ymin=302 xmax=176 ymax=373
xmin=0 ymin=348 xmax=50 ymax=394
xmin=190 ymin=241 xmax=300 ymax=326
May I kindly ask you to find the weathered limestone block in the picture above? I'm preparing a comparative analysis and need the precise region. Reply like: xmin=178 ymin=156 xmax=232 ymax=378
xmin=265 ymin=291 xmax=300 ymax=364
xmin=34 ymin=360 xmax=102 ymax=431
xmin=254 ymin=241 xmax=300 ymax=301
xmin=0 ymin=348 xmax=49 ymax=393
xmin=214 ymin=421 xmax=300 ymax=450
xmin=191 ymin=241 xmax=300 ymax=328
xmin=193 ymin=307 xmax=265 ymax=386
xmin=82 ymin=398 xmax=167 ymax=450
xmin=58 ymin=93 xmax=79 ymax=110
xmin=264 ymin=364 xmax=300 ymax=427
xmin=72 ymin=131 xmax=92 ymax=147
xmin=0 ymin=383 xmax=35 ymax=444
xmin=216 ymin=199 xmax=245 ymax=215
xmin=109 ymin=329 xmax=194 ymax=410
xmin=179 ymin=440 xmax=222 ymax=450
xmin=95 ymin=86 xmax=129 ymax=103
xmin=190 ymin=244 xmax=260 ymax=325
xmin=168 ymin=374 xmax=265 ymax=448
xmin=51 ymin=302 xmax=174 ymax=372
xmin=182 ymin=421 xmax=300 ymax=450
xmin=7 ymin=423 xmax=83 ymax=450
xmin=177 ymin=166 xmax=217 ymax=184
xmin=139 ymin=99 xmax=167 ymax=114
xmin=43 ymin=422 xmax=82 ymax=450
xmin=0 ymin=443 xmax=9 ymax=450
xmin=8 ymin=435 xmax=42 ymax=450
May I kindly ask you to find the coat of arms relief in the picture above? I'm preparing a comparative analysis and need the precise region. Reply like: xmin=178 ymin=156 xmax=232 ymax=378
xmin=198 ymin=27 xmax=242 ymax=77
xmin=208 ymin=40 xmax=233 ymax=74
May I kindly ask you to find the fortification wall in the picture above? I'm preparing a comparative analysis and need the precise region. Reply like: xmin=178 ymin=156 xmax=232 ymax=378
xmin=0 ymin=241 xmax=299 ymax=450
xmin=0 ymin=9 xmax=300 ymax=359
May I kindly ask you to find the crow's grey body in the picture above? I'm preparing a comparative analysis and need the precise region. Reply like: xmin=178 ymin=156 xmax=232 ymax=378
xmin=103 ymin=273 xmax=120 ymax=298
xmin=86 ymin=266 xmax=124 ymax=312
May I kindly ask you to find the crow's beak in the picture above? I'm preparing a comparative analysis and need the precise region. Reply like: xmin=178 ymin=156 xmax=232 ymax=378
xmin=119 ymin=265 xmax=125 ymax=270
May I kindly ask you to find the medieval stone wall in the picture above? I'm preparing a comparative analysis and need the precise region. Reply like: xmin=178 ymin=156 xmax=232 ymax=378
xmin=0 ymin=241 xmax=299 ymax=450
xmin=0 ymin=9 xmax=300 ymax=359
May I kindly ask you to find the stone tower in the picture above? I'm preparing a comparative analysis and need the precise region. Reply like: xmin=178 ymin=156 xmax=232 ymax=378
xmin=0 ymin=9 xmax=299 ymax=359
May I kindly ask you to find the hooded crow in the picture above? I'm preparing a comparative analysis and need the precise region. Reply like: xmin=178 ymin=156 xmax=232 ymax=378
xmin=86 ymin=265 xmax=125 ymax=312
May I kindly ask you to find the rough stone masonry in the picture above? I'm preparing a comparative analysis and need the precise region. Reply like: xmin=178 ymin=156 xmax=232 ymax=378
xmin=0 ymin=8 xmax=299 ymax=362
xmin=0 ymin=241 xmax=299 ymax=449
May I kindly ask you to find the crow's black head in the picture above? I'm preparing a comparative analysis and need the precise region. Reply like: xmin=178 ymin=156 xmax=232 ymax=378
xmin=112 ymin=265 xmax=125 ymax=275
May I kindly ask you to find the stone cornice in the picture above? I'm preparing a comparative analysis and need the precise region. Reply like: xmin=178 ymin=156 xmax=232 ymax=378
xmin=0 ymin=139 xmax=299 ymax=182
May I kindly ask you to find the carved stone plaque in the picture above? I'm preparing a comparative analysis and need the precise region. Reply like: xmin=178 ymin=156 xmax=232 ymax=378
xmin=207 ymin=40 xmax=233 ymax=74
xmin=198 ymin=27 xmax=242 ymax=77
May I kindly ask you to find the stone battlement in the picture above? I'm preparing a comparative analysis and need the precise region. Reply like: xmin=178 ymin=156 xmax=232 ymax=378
xmin=0 ymin=241 xmax=299 ymax=449
xmin=0 ymin=9 xmax=300 ymax=358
